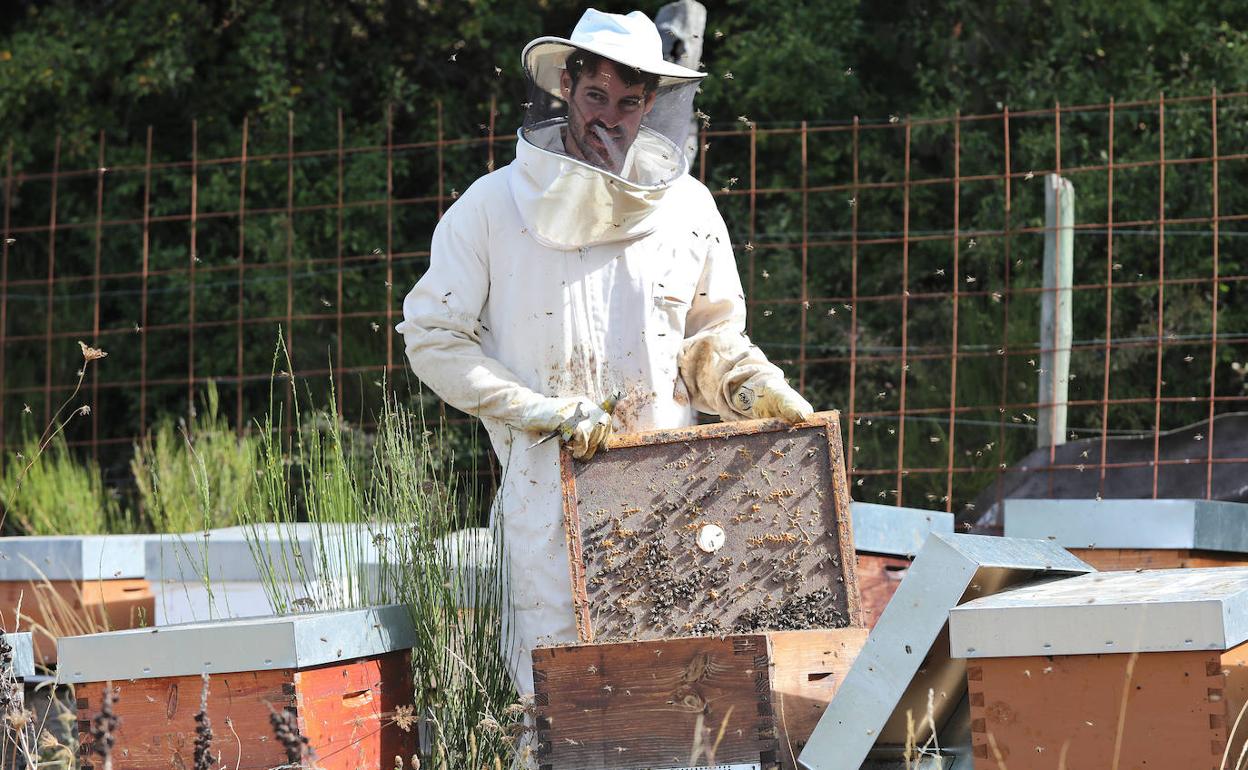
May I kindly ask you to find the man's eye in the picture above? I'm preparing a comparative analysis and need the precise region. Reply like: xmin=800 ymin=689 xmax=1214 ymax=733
xmin=587 ymin=92 xmax=607 ymax=103
xmin=621 ymin=100 xmax=641 ymax=110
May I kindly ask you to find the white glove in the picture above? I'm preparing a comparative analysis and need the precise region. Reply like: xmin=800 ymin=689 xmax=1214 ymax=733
xmin=732 ymin=377 xmax=814 ymax=424
xmin=517 ymin=396 xmax=613 ymax=460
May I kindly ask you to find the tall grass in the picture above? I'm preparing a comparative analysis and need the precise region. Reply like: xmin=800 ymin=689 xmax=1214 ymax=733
xmin=131 ymin=380 xmax=260 ymax=533
xmin=237 ymin=340 xmax=519 ymax=766
xmin=0 ymin=431 xmax=129 ymax=536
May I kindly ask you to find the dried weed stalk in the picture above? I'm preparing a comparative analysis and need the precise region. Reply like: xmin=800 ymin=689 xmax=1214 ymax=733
xmin=194 ymin=673 xmax=216 ymax=770
xmin=89 ymin=684 xmax=119 ymax=770
xmin=269 ymin=704 xmax=312 ymax=767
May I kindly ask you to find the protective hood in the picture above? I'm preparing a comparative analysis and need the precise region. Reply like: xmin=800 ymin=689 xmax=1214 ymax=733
xmin=510 ymin=8 xmax=704 ymax=250
xmin=510 ymin=124 xmax=682 ymax=250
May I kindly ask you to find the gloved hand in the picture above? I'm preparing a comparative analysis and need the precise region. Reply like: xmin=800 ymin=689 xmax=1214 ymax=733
xmin=517 ymin=396 xmax=613 ymax=460
xmin=732 ymin=377 xmax=814 ymax=424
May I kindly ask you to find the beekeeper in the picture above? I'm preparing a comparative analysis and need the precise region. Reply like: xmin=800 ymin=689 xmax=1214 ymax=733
xmin=397 ymin=8 xmax=815 ymax=695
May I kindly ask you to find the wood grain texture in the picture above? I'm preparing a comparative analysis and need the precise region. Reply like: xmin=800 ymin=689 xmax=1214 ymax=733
xmin=854 ymin=553 xmax=911 ymax=628
xmin=967 ymin=651 xmax=1226 ymax=770
xmin=1070 ymin=547 xmax=1248 ymax=571
xmin=561 ymin=412 xmax=861 ymax=643
xmin=532 ymin=634 xmax=780 ymax=770
xmin=0 ymin=578 xmax=153 ymax=665
xmin=76 ymin=653 xmax=415 ymax=770
xmin=295 ymin=651 xmax=416 ymax=770
xmin=76 ymin=670 xmax=295 ymax=770
xmin=768 ymin=628 xmax=868 ymax=770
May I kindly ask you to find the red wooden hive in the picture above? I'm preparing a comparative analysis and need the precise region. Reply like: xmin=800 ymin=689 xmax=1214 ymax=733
xmin=59 ymin=605 xmax=417 ymax=770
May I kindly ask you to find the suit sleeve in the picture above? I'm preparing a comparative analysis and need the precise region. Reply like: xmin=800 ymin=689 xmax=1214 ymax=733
xmin=395 ymin=191 xmax=547 ymax=423
xmin=677 ymin=199 xmax=788 ymax=420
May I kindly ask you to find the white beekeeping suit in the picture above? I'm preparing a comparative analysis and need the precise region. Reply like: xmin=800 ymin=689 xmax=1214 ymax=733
xmin=396 ymin=7 xmax=813 ymax=696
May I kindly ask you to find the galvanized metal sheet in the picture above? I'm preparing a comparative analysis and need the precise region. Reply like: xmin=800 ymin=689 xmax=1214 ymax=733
xmin=7 ymin=631 xmax=34 ymax=678
xmin=851 ymin=503 xmax=954 ymax=557
xmin=56 ymin=603 xmax=416 ymax=683
xmin=797 ymin=533 xmax=1092 ymax=770
xmin=1004 ymin=498 xmax=1248 ymax=552
xmin=146 ymin=522 xmax=392 ymax=584
xmin=949 ymin=567 xmax=1248 ymax=658
xmin=0 ymin=535 xmax=149 ymax=581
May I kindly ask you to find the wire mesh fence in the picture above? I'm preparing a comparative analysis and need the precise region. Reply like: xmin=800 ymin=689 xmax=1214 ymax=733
xmin=4 ymin=90 xmax=1248 ymax=525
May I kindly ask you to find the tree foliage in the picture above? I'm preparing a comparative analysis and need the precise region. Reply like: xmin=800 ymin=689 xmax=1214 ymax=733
xmin=3 ymin=0 xmax=1248 ymax=509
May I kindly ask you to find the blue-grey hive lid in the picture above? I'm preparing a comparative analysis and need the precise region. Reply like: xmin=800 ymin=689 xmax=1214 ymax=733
xmin=0 ymin=535 xmax=149 ymax=582
xmin=56 ymin=604 xmax=415 ymax=684
xmin=949 ymin=567 xmax=1248 ymax=658
xmin=851 ymin=502 xmax=955 ymax=557
xmin=1004 ymin=498 xmax=1248 ymax=552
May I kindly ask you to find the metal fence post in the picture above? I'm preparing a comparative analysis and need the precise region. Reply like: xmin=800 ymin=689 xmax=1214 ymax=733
xmin=1039 ymin=174 xmax=1074 ymax=449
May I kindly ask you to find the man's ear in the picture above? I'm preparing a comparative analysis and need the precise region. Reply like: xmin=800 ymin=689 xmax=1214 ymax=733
xmin=642 ymin=90 xmax=657 ymax=115
xmin=560 ymin=70 xmax=573 ymax=98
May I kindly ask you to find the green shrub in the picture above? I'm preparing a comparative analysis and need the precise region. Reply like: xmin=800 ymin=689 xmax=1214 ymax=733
xmin=131 ymin=382 xmax=261 ymax=533
xmin=0 ymin=433 xmax=129 ymax=536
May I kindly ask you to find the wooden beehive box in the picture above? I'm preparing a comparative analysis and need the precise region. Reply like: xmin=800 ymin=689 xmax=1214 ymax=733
xmin=532 ymin=627 xmax=868 ymax=770
xmin=1005 ymin=498 xmax=1248 ymax=571
xmin=850 ymin=502 xmax=954 ymax=628
xmin=59 ymin=605 xmax=416 ymax=770
xmin=561 ymin=413 xmax=862 ymax=643
xmin=0 ymin=536 xmax=154 ymax=665
xmin=949 ymin=568 xmax=1248 ymax=769
xmin=799 ymin=533 xmax=1093 ymax=770
xmin=146 ymin=523 xmax=392 ymax=625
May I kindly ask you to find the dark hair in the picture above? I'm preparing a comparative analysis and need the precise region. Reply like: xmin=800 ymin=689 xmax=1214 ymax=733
xmin=565 ymin=50 xmax=660 ymax=94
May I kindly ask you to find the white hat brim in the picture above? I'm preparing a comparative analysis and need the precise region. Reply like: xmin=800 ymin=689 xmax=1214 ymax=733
xmin=523 ymin=37 xmax=705 ymax=98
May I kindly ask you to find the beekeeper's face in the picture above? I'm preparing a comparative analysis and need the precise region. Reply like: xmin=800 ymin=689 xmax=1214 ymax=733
xmin=560 ymin=58 xmax=656 ymax=174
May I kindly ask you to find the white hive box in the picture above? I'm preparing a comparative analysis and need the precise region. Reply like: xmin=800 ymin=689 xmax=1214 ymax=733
xmin=1004 ymin=497 xmax=1248 ymax=570
xmin=949 ymin=568 xmax=1248 ymax=768
xmin=145 ymin=523 xmax=392 ymax=625
xmin=0 ymin=535 xmax=154 ymax=663
xmin=798 ymin=532 xmax=1093 ymax=770
xmin=850 ymin=503 xmax=955 ymax=627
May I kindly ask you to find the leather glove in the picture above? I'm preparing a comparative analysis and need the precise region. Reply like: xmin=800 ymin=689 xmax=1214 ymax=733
xmin=732 ymin=377 xmax=814 ymax=424
xmin=517 ymin=396 xmax=613 ymax=460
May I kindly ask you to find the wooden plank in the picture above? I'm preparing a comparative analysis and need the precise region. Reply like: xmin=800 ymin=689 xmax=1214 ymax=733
xmin=295 ymin=651 xmax=416 ymax=770
xmin=1070 ymin=548 xmax=1248 ymax=571
xmin=768 ymin=628 xmax=868 ymax=770
xmin=1 ymin=578 xmax=153 ymax=665
xmin=532 ymin=634 xmax=779 ymax=770
xmin=967 ymin=651 xmax=1225 ymax=769
xmin=561 ymin=412 xmax=861 ymax=643
xmin=76 ymin=671 xmax=295 ymax=770
xmin=854 ymin=553 xmax=911 ymax=628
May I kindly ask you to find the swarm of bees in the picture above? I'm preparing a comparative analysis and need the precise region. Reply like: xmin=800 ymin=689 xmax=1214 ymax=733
xmin=574 ymin=427 xmax=854 ymax=640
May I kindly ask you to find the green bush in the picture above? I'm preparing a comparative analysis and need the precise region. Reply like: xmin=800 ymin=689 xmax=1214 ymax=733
xmin=0 ymin=432 xmax=129 ymax=536
xmin=130 ymin=381 xmax=260 ymax=533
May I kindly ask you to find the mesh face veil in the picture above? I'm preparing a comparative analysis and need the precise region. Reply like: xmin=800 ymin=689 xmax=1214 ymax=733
xmin=521 ymin=46 xmax=701 ymax=189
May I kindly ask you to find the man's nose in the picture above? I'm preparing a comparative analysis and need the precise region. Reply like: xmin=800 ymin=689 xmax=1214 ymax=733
xmin=596 ymin=105 xmax=622 ymax=129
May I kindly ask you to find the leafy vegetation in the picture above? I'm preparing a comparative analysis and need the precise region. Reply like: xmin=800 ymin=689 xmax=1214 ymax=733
xmin=131 ymin=380 xmax=260 ymax=533
xmin=234 ymin=342 xmax=518 ymax=766
xmin=0 ymin=429 xmax=128 ymax=535
xmin=3 ymin=2 xmax=1248 ymax=514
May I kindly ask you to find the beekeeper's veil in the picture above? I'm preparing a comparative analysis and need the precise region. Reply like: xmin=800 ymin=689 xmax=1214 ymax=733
xmin=519 ymin=8 xmax=705 ymax=191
